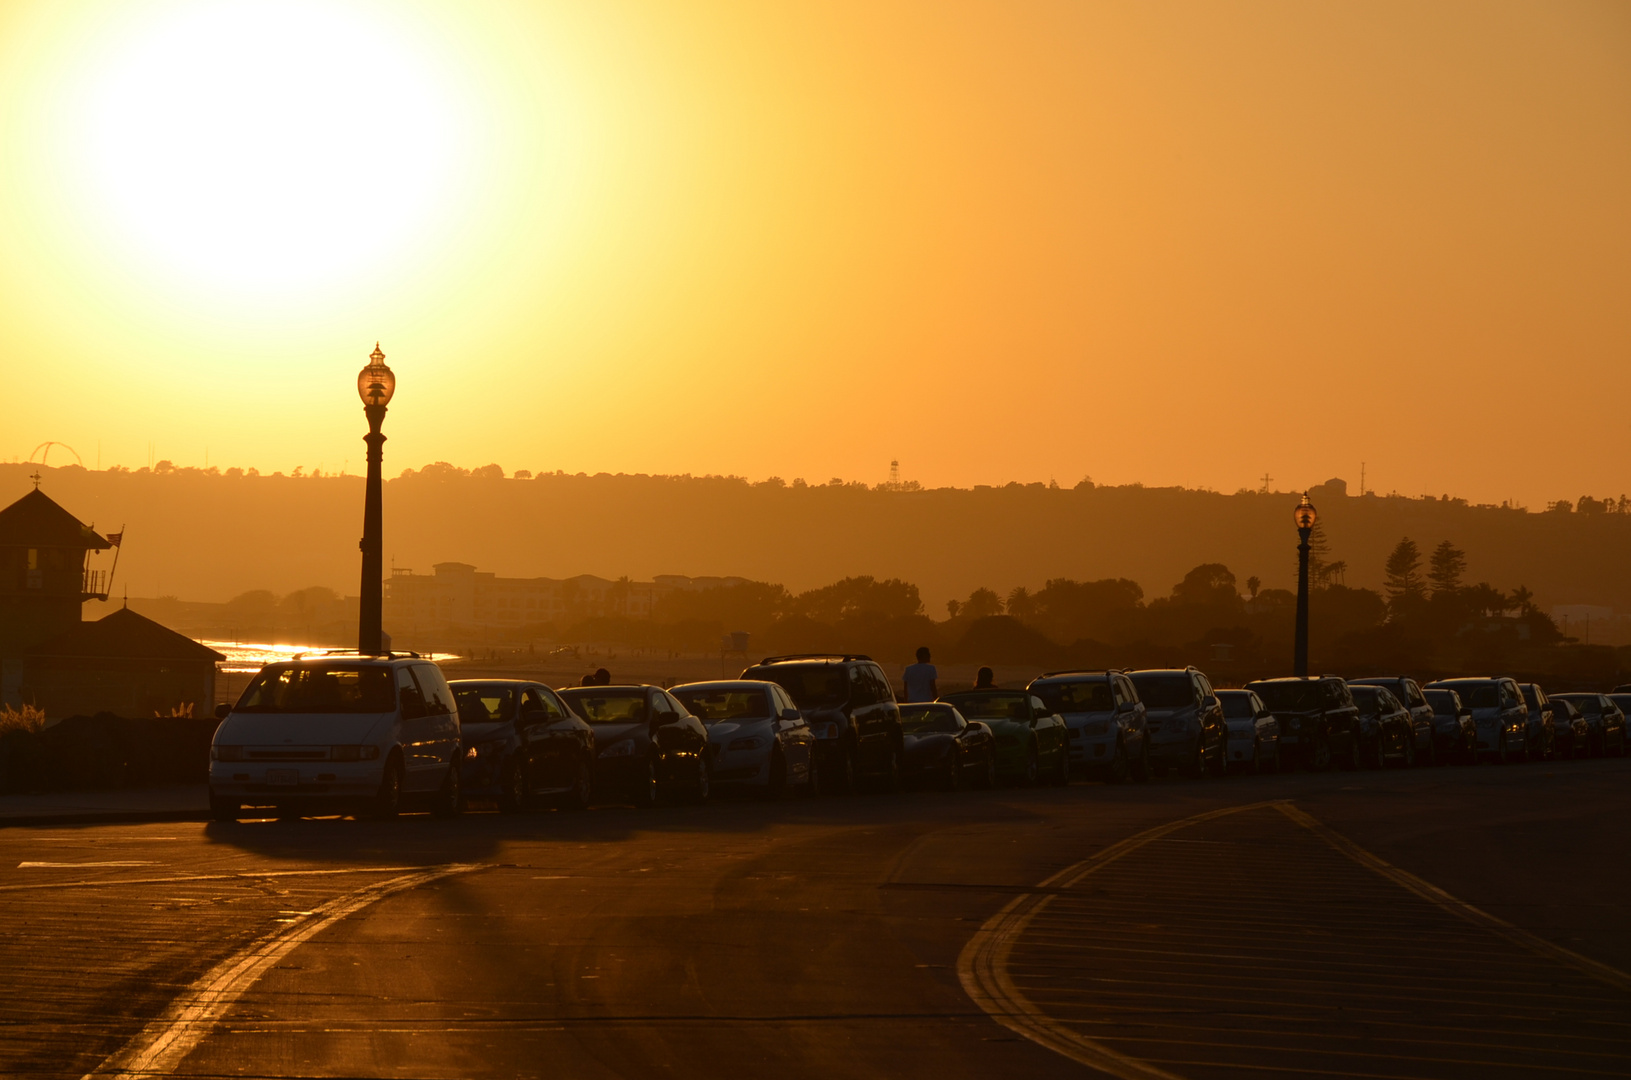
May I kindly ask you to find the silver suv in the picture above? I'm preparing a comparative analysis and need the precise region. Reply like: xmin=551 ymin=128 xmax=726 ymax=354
xmin=1026 ymin=669 xmax=1149 ymax=781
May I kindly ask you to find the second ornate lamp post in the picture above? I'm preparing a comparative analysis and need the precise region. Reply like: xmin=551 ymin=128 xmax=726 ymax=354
xmin=1293 ymin=492 xmax=1317 ymax=677
xmin=357 ymin=344 xmax=396 ymax=654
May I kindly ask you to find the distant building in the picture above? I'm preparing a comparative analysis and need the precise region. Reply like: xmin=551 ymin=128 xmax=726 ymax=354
xmin=0 ymin=485 xmax=223 ymax=717
xmin=384 ymin=562 xmax=746 ymax=633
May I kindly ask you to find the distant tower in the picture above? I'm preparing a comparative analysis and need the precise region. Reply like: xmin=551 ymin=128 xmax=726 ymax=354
xmin=888 ymin=460 xmax=900 ymax=490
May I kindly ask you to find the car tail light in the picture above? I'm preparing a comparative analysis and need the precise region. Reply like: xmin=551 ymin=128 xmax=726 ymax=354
xmin=212 ymin=745 xmax=243 ymax=761
xmin=331 ymin=745 xmax=380 ymax=762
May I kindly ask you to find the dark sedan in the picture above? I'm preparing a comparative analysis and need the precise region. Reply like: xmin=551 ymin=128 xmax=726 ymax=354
xmin=1549 ymin=698 xmax=1590 ymax=759
xmin=897 ymin=703 xmax=996 ymax=789
xmin=1424 ymin=678 xmax=1529 ymax=763
xmin=559 ymin=685 xmax=712 ymax=806
xmin=450 ymin=680 xmax=595 ymax=812
xmin=1242 ymin=676 xmax=1362 ymax=771
xmin=1551 ymin=693 xmax=1629 ymax=758
xmin=1423 ymin=688 xmax=1476 ymax=764
xmin=1349 ymin=685 xmax=1416 ymax=769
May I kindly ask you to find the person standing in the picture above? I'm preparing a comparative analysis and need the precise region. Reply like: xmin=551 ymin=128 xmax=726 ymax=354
xmin=974 ymin=666 xmax=996 ymax=689
xmin=903 ymin=647 xmax=938 ymax=703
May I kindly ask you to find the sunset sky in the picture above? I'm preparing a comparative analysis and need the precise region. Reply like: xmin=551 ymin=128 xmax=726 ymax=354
xmin=1 ymin=0 xmax=1627 ymax=508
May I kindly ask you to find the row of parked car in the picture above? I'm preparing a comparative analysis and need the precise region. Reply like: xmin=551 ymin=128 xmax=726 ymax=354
xmin=203 ymin=651 xmax=1631 ymax=820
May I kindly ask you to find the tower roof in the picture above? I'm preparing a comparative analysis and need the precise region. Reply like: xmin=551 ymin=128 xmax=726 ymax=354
xmin=0 ymin=488 xmax=110 ymax=550
xmin=29 ymin=607 xmax=225 ymax=662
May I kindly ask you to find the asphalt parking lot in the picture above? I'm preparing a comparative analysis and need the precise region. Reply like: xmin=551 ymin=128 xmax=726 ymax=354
xmin=2 ymin=757 xmax=1626 ymax=1079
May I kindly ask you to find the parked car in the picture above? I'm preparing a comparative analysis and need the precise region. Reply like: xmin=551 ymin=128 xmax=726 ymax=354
xmin=1515 ymin=684 xmax=1557 ymax=762
xmin=1127 ymin=668 xmax=1227 ymax=778
xmin=1550 ymin=693 xmax=1629 ymax=758
xmin=1348 ymin=685 xmax=1417 ymax=768
xmin=1423 ymin=678 xmax=1529 ymax=763
xmin=1241 ymin=676 xmax=1361 ymax=771
xmin=1026 ymin=669 xmax=1150 ymax=782
xmin=558 ymin=685 xmax=711 ymax=806
xmin=1608 ymin=694 xmax=1631 ymax=751
xmin=1548 ymin=697 xmax=1590 ymax=759
xmin=896 ymin=702 xmax=997 ymax=789
xmin=740 ymin=654 xmax=903 ymax=792
xmin=1348 ymin=677 xmax=1438 ymax=765
xmin=671 ymin=680 xmax=817 ymax=797
xmin=450 ymin=679 xmax=595 ymax=812
xmin=936 ymin=689 xmax=1069 ymax=786
xmin=1216 ymin=689 xmax=1280 ymax=773
xmin=209 ymin=652 xmax=462 ymax=821
xmin=1423 ymin=688 xmax=1477 ymax=764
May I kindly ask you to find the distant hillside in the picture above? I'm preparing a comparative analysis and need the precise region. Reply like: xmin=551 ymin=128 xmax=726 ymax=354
xmin=12 ymin=462 xmax=1629 ymax=621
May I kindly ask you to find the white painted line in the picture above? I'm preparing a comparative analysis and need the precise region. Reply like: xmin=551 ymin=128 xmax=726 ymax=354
xmin=957 ymin=801 xmax=1284 ymax=1080
xmin=82 ymin=862 xmax=486 ymax=1079
xmin=1274 ymin=802 xmax=1631 ymax=995
xmin=18 ymin=860 xmax=155 ymax=868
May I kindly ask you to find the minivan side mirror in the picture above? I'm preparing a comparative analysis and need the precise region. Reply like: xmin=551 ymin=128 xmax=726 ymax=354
xmin=780 ymin=707 xmax=801 ymax=723
xmin=214 ymin=702 xmax=231 ymax=720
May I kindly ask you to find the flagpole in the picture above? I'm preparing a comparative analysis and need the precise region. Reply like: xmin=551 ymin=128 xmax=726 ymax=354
xmin=105 ymin=525 xmax=125 ymax=600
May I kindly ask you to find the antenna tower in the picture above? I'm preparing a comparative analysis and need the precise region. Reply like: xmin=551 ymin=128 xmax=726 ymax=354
xmin=888 ymin=459 xmax=900 ymax=490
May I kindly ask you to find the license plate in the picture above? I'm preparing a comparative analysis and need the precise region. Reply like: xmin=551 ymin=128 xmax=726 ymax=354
xmin=266 ymin=768 xmax=299 ymax=786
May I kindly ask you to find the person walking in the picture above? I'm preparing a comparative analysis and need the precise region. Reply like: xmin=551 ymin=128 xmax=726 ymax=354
xmin=974 ymin=666 xmax=996 ymax=689
xmin=903 ymin=647 xmax=938 ymax=703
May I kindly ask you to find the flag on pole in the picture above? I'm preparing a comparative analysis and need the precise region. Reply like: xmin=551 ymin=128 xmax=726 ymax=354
xmin=106 ymin=531 xmax=122 ymax=547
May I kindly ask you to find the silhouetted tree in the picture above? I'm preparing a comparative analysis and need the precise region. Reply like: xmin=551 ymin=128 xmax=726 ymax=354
xmin=946 ymin=599 xmax=961 ymax=619
xmin=1006 ymin=586 xmax=1036 ymax=620
xmin=792 ymin=576 xmax=922 ymax=622
xmin=1427 ymin=541 xmax=1467 ymax=597
xmin=1245 ymin=576 xmax=1261 ymax=601
xmin=1171 ymin=564 xmax=1239 ymax=607
xmin=962 ymin=587 xmax=1004 ymax=620
xmin=1383 ymin=538 xmax=1425 ymax=608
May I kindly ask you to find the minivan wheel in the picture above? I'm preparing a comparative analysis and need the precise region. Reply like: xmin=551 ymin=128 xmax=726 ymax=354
xmin=367 ymin=757 xmax=404 ymax=820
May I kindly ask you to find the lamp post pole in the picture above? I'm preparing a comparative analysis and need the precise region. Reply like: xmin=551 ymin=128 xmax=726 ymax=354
xmin=1293 ymin=492 xmax=1317 ymax=678
xmin=356 ymin=344 xmax=396 ymax=654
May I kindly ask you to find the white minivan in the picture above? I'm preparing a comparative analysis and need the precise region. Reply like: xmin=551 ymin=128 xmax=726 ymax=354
xmin=208 ymin=652 xmax=462 ymax=821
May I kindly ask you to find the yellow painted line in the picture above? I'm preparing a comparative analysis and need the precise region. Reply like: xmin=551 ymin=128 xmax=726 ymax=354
xmin=82 ymin=862 xmax=487 ymax=1079
xmin=0 ymin=863 xmax=450 ymax=893
xmin=957 ymin=802 xmax=1284 ymax=1080
xmin=1274 ymin=802 xmax=1631 ymax=995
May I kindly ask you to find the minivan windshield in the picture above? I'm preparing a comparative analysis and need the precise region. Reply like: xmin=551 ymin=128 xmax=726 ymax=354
xmin=453 ymin=686 xmax=515 ymax=724
xmin=1249 ymin=682 xmax=1320 ymax=712
xmin=236 ymin=665 xmax=396 ymax=714
xmin=1218 ymin=692 xmax=1256 ymax=719
xmin=674 ymin=689 xmax=770 ymax=723
xmin=1032 ymin=680 xmax=1113 ymax=714
xmin=1129 ymin=674 xmax=1193 ymax=709
xmin=899 ymin=705 xmax=963 ymax=734
xmin=1425 ymin=690 xmax=1461 ymax=716
xmin=744 ymin=665 xmax=848 ymax=709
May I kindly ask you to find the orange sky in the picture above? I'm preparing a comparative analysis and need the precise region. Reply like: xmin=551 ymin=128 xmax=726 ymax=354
xmin=1 ymin=0 xmax=1627 ymax=508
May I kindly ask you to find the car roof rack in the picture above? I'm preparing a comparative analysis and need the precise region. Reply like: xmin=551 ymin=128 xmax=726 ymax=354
xmin=288 ymin=649 xmax=424 ymax=660
xmin=755 ymin=653 xmax=873 ymax=665
xmin=1034 ymin=669 xmax=1118 ymax=680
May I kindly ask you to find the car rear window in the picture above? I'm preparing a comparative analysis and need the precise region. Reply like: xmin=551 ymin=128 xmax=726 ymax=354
xmin=1440 ymin=682 xmax=1500 ymax=708
xmin=1248 ymin=682 xmax=1319 ymax=712
xmin=453 ymin=686 xmax=515 ymax=724
xmin=236 ymin=665 xmax=395 ymax=714
xmin=560 ymin=690 xmax=649 ymax=723
xmin=1033 ymin=680 xmax=1113 ymax=713
xmin=1425 ymin=691 xmax=1460 ymax=715
xmin=1131 ymin=674 xmax=1194 ymax=708
xmin=674 ymin=688 xmax=770 ymax=722
xmin=743 ymin=665 xmax=849 ymax=708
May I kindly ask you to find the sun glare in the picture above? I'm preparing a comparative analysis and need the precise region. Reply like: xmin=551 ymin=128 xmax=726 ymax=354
xmin=61 ymin=1 xmax=472 ymax=299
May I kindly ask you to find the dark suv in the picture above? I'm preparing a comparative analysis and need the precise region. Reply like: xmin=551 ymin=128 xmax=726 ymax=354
xmin=1243 ymin=676 xmax=1362 ymax=771
xmin=1127 ymin=667 xmax=1226 ymax=778
xmin=1026 ymin=669 xmax=1150 ymax=781
xmin=1348 ymin=677 xmax=1438 ymax=764
xmin=740 ymin=654 xmax=903 ymax=791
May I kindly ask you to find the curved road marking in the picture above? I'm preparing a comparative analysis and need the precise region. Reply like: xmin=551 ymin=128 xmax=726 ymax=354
xmin=83 ymin=862 xmax=486 ymax=1080
xmin=958 ymin=799 xmax=1631 ymax=1078
xmin=957 ymin=802 xmax=1282 ymax=1080
xmin=1273 ymin=802 xmax=1631 ymax=994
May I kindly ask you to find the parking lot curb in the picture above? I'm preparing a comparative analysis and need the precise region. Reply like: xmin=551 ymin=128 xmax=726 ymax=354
xmin=0 ymin=808 xmax=212 ymax=828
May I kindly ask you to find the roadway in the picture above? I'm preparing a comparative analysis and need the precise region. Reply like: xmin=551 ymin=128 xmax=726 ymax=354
xmin=1 ymin=757 xmax=1627 ymax=1079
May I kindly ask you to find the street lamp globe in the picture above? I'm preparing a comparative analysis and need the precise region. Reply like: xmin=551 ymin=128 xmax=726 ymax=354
xmin=1294 ymin=493 xmax=1317 ymax=531
xmin=357 ymin=343 xmax=395 ymax=408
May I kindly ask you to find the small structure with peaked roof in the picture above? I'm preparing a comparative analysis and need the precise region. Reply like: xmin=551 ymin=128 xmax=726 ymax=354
xmin=24 ymin=607 xmax=224 ymax=719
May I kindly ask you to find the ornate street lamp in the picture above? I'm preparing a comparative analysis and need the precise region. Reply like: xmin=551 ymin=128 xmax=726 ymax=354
xmin=1293 ymin=492 xmax=1317 ymax=677
xmin=357 ymin=343 xmax=395 ymax=654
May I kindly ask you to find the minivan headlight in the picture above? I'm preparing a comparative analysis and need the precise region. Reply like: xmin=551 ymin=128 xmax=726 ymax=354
xmin=212 ymin=744 xmax=243 ymax=761
xmin=331 ymin=745 xmax=381 ymax=762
